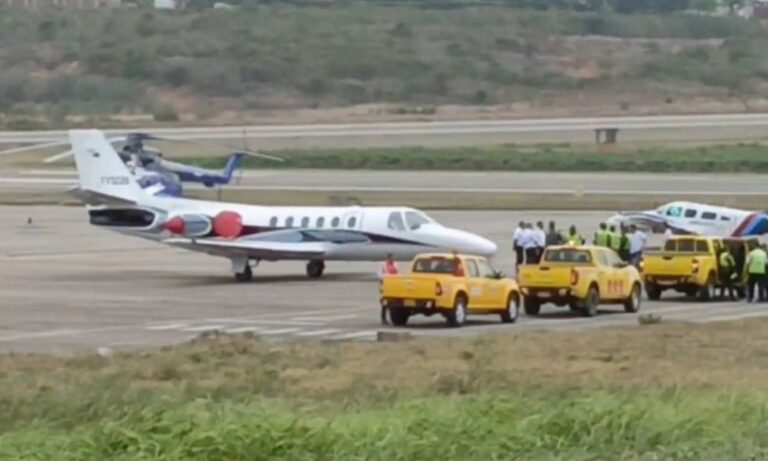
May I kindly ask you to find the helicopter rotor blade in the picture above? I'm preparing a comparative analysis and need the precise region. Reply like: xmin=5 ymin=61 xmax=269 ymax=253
xmin=236 ymin=149 xmax=285 ymax=163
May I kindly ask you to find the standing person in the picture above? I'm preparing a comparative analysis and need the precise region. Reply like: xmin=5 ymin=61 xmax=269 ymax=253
xmin=513 ymin=220 xmax=524 ymax=270
xmin=618 ymin=226 xmax=631 ymax=262
xmin=533 ymin=221 xmax=546 ymax=263
xmin=628 ymin=224 xmax=647 ymax=268
xmin=378 ymin=253 xmax=399 ymax=324
xmin=520 ymin=223 xmax=539 ymax=265
xmin=565 ymin=225 xmax=584 ymax=245
xmin=545 ymin=221 xmax=563 ymax=247
xmin=745 ymin=244 xmax=767 ymax=303
xmin=593 ymin=223 xmax=610 ymax=247
xmin=608 ymin=225 xmax=622 ymax=256
xmin=719 ymin=247 xmax=737 ymax=301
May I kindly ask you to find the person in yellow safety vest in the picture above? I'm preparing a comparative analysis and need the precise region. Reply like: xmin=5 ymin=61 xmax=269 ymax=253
xmin=619 ymin=226 xmax=631 ymax=262
xmin=608 ymin=224 xmax=622 ymax=255
xmin=746 ymin=244 xmax=768 ymax=303
xmin=565 ymin=225 xmax=584 ymax=245
xmin=718 ymin=248 xmax=737 ymax=301
xmin=593 ymin=223 xmax=611 ymax=247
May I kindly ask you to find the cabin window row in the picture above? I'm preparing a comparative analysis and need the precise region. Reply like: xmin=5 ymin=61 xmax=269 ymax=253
xmin=268 ymin=216 xmax=358 ymax=229
xmin=665 ymin=206 xmax=731 ymax=222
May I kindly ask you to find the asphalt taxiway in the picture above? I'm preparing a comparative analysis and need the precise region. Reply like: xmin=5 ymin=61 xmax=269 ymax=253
xmin=1 ymin=206 xmax=765 ymax=354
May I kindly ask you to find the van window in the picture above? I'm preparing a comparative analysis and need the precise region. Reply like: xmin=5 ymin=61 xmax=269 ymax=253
xmin=466 ymin=259 xmax=479 ymax=277
xmin=695 ymin=240 xmax=709 ymax=252
xmin=543 ymin=249 xmax=591 ymax=264
xmin=684 ymin=209 xmax=697 ymax=218
xmin=665 ymin=239 xmax=695 ymax=252
xmin=701 ymin=212 xmax=716 ymax=220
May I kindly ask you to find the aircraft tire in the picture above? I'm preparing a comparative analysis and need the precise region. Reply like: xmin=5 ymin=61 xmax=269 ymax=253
xmin=306 ymin=260 xmax=325 ymax=278
xmin=235 ymin=265 xmax=253 ymax=282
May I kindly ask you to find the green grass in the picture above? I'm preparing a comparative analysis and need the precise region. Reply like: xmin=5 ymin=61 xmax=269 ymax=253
xmin=4 ymin=320 xmax=768 ymax=459
xmin=192 ymin=143 xmax=768 ymax=173
xmin=2 ymin=391 xmax=768 ymax=460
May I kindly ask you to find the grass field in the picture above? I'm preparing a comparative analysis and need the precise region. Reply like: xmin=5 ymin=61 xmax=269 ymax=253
xmin=3 ymin=320 xmax=768 ymax=459
xmin=179 ymin=143 xmax=768 ymax=173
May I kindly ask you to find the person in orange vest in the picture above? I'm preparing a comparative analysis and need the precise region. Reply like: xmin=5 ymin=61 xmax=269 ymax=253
xmin=378 ymin=253 xmax=399 ymax=324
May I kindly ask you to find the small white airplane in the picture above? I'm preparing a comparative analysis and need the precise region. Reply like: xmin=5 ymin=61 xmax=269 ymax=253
xmin=70 ymin=130 xmax=497 ymax=281
xmin=607 ymin=201 xmax=768 ymax=237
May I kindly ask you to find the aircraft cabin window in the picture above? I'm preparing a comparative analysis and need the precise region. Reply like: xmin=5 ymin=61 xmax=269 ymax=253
xmin=285 ymin=217 xmax=294 ymax=228
xmin=316 ymin=217 xmax=325 ymax=228
xmin=684 ymin=209 xmax=697 ymax=218
xmin=331 ymin=217 xmax=340 ymax=228
xmin=721 ymin=216 xmax=731 ymax=222
xmin=347 ymin=216 xmax=357 ymax=228
xmin=701 ymin=212 xmax=716 ymax=220
xmin=301 ymin=217 xmax=310 ymax=227
xmin=387 ymin=212 xmax=406 ymax=231
xmin=269 ymin=216 xmax=278 ymax=228
xmin=405 ymin=211 xmax=430 ymax=230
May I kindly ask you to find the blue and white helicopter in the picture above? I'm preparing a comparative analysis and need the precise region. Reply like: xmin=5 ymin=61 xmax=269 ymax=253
xmin=0 ymin=132 xmax=283 ymax=197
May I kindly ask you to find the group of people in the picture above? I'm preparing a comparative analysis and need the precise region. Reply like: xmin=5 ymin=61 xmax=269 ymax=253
xmin=513 ymin=221 xmax=648 ymax=268
xmin=512 ymin=221 xmax=584 ymax=266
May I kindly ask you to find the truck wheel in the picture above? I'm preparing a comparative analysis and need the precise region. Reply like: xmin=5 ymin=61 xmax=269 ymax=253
xmin=646 ymin=283 xmax=661 ymax=301
xmin=523 ymin=297 xmax=541 ymax=316
xmin=583 ymin=286 xmax=599 ymax=317
xmin=699 ymin=274 xmax=715 ymax=301
xmin=446 ymin=296 xmax=467 ymax=328
xmin=624 ymin=283 xmax=641 ymax=313
xmin=500 ymin=293 xmax=520 ymax=324
xmin=389 ymin=308 xmax=409 ymax=326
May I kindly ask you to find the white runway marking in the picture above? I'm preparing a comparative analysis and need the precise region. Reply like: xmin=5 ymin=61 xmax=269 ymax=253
xmin=145 ymin=323 xmax=189 ymax=331
xmin=292 ymin=314 xmax=359 ymax=322
xmin=181 ymin=325 xmax=226 ymax=332
xmin=328 ymin=330 xmax=377 ymax=341
xmin=704 ymin=310 xmax=768 ymax=323
xmin=205 ymin=318 xmax=324 ymax=326
xmin=223 ymin=326 xmax=265 ymax=334
xmin=259 ymin=328 xmax=303 ymax=335
xmin=294 ymin=329 xmax=341 ymax=337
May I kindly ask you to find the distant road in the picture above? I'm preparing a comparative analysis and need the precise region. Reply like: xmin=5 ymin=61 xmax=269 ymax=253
xmin=2 ymin=113 xmax=768 ymax=149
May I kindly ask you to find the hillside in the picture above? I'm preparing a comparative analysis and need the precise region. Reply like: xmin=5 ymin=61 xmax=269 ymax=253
xmin=0 ymin=6 xmax=767 ymax=126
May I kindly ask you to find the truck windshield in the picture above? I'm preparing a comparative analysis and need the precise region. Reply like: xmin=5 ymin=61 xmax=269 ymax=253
xmin=413 ymin=257 xmax=464 ymax=275
xmin=543 ymin=249 xmax=592 ymax=263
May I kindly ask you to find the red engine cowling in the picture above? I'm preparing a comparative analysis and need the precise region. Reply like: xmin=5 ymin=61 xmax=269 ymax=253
xmin=212 ymin=211 xmax=243 ymax=238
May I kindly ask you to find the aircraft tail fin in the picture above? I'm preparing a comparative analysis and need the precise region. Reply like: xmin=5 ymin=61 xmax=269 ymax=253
xmin=69 ymin=130 xmax=147 ymax=204
xmin=222 ymin=153 xmax=245 ymax=181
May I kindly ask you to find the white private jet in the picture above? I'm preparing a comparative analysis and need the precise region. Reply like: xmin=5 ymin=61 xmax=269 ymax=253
xmin=607 ymin=201 xmax=768 ymax=237
xmin=70 ymin=130 xmax=497 ymax=281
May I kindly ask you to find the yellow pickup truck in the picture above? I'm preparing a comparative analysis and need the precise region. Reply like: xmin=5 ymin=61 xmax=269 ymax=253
xmin=517 ymin=245 xmax=642 ymax=317
xmin=379 ymin=253 xmax=520 ymax=327
xmin=641 ymin=236 xmax=755 ymax=301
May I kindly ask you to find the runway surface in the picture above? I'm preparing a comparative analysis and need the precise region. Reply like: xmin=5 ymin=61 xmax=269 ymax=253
xmin=2 ymin=206 xmax=765 ymax=354
xmin=2 ymin=169 xmax=768 ymax=197
xmin=2 ymin=113 xmax=768 ymax=151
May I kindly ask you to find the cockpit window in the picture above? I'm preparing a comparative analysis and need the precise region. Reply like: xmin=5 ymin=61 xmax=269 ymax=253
xmin=387 ymin=212 xmax=406 ymax=231
xmin=666 ymin=206 xmax=683 ymax=217
xmin=404 ymin=211 xmax=431 ymax=230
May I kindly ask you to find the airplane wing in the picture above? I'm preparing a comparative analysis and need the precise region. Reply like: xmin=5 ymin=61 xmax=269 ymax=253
xmin=163 ymin=228 xmax=371 ymax=260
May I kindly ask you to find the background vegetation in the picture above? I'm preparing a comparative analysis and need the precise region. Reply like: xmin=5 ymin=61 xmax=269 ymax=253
xmin=3 ymin=320 xmax=768 ymax=459
xmin=0 ymin=4 xmax=765 ymax=124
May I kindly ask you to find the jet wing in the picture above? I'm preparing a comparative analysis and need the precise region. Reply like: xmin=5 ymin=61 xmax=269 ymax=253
xmin=164 ymin=237 xmax=328 ymax=259
xmin=163 ymin=228 xmax=372 ymax=260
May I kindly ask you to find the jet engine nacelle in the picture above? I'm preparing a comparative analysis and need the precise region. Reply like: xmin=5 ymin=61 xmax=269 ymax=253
xmin=164 ymin=213 xmax=213 ymax=237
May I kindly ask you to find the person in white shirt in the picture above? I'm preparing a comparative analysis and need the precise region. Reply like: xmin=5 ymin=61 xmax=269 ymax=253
xmin=519 ymin=223 xmax=539 ymax=265
xmin=513 ymin=221 xmax=524 ymax=268
xmin=533 ymin=221 xmax=546 ymax=263
xmin=628 ymin=225 xmax=647 ymax=268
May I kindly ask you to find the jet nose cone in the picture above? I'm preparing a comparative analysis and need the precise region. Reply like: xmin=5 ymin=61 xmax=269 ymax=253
xmin=476 ymin=236 xmax=497 ymax=257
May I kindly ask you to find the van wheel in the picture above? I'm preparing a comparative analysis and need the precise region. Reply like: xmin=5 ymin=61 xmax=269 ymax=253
xmin=523 ymin=297 xmax=541 ymax=316
xmin=583 ymin=286 xmax=599 ymax=317
xmin=646 ymin=283 xmax=661 ymax=301
xmin=500 ymin=293 xmax=520 ymax=324
xmin=699 ymin=274 xmax=715 ymax=301
xmin=389 ymin=308 xmax=409 ymax=326
xmin=624 ymin=283 xmax=641 ymax=313
xmin=446 ymin=296 xmax=468 ymax=327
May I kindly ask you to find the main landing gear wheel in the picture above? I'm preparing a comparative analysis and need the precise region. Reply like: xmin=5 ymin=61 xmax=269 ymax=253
xmin=235 ymin=264 xmax=253 ymax=282
xmin=306 ymin=260 xmax=325 ymax=278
